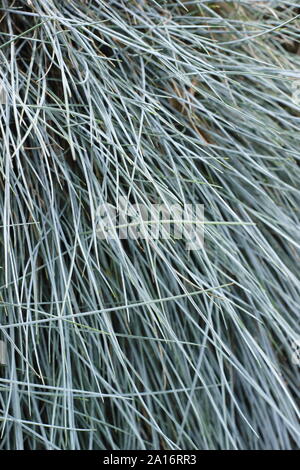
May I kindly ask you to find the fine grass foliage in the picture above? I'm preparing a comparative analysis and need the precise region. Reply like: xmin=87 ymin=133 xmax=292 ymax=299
xmin=0 ymin=0 xmax=300 ymax=450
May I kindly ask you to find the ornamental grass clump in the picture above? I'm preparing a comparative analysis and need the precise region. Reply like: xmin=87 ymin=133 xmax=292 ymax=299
xmin=0 ymin=0 xmax=299 ymax=450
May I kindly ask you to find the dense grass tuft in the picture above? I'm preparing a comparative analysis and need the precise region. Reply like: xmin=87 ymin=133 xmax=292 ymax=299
xmin=0 ymin=0 xmax=300 ymax=449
